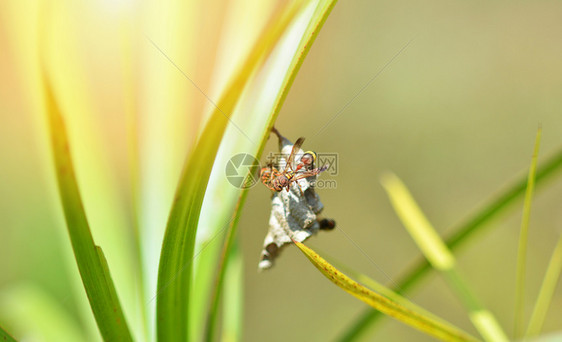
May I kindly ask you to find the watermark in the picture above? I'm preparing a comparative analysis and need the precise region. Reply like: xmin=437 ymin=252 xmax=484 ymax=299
xmin=225 ymin=153 xmax=260 ymax=189
xmin=226 ymin=152 xmax=339 ymax=189
xmin=263 ymin=152 xmax=339 ymax=176
xmin=310 ymin=178 xmax=338 ymax=190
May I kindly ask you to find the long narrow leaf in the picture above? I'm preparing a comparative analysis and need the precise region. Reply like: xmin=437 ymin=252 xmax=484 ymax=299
xmin=40 ymin=1 xmax=143 ymax=335
xmin=155 ymin=3 xmax=304 ymax=341
xmin=43 ymin=75 xmax=133 ymax=341
xmin=204 ymin=198 xmax=244 ymax=342
xmin=338 ymin=147 xmax=562 ymax=342
xmin=381 ymin=173 xmax=508 ymax=342
xmin=202 ymin=1 xmax=339 ymax=340
xmin=514 ymin=128 xmax=542 ymax=338
xmin=525 ymin=235 xmax=562 ymax=338
xmin=294 ymin=241 xmax=480 ymax=342
xmin=220 ymin=238 xmax=244 ymax=342
xmin=313 ymin=249 xmax=442 ymax=320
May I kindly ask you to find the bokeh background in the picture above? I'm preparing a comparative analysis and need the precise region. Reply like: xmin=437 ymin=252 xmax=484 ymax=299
xmin=1 ymin=0 xmax=562 ymax=341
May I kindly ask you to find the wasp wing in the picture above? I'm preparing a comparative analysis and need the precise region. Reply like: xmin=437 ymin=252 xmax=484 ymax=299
xmin=283 ymin=137 xmax=305 ymax=173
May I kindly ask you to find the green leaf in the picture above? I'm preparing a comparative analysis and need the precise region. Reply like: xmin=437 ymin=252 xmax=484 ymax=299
xmin=43 ymin=74 xmax=133 ymax=341
xmin=381 ymin=173 xmax=508 ymax=342
xmin=525 ymin=235 xmax=562 ymax=338
xmin=515 ymin=127 xmax=542 ymax=338
xmin=155 ymin=3 xmax=308 ymax=341
xmin=201 ymin=1 xmax=339 ymax=340
xmin=220 ymin=238 xmax=244 ymax=342
xmin=294 ymin=241 xmax=480 ymax=342
xmin=337 ymin=147 xmax=562 ymax=342
xmin=0 ymin=325 xmax=16 ymax=342
xmin=204 ymin=198 xmax=244 ymax=342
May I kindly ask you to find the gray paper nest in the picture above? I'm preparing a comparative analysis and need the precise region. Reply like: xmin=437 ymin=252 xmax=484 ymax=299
xmin=258 ymin=131 xmax=335 ymax=271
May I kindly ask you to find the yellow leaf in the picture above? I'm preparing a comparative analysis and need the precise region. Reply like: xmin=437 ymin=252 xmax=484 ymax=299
xmin=293 ymin=241 xmax=480 ymax=342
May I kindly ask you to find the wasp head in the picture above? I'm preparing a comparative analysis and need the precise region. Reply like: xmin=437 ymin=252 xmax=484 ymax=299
xmin=300 ymin=151 xmax=317 ymax=169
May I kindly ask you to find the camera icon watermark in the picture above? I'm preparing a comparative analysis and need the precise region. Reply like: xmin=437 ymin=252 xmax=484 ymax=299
xmin=225 ymin=153 xmax=260 ymax=189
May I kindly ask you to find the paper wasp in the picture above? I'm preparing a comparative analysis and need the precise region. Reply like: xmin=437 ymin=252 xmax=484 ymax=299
xmin=260 ymin=127 xmax=327 ymax=192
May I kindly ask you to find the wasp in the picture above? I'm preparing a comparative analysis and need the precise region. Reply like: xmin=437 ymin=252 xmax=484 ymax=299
xmin=257 ymin=127 xmax=335 ymax=270
xmin=260 ymin=127 xmax=327 ymax=192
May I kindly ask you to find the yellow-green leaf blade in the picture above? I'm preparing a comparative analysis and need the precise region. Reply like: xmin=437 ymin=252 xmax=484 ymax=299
xmin=525 ymin=235 xmax=562 ymax=338
xmin=515 ymin=127 xmax=542 ymax=338
xmin=316 ymin=251 xmax=466 ymax=327
xmin=155 ymin=3 xmax=305 ymax=341
xmin=381 ymin=173 xmax=508 ymax=342
xmin=43 ymin=75 xmax=133 ymax=341
xmin=202 ymin=1 xmax=339 ymax=340
xmin=338 ymin=147 xmax=562 ymax=341
xmin=294 ymin=241 xmax=480 ymax=342
xmin=220 ymin=238 xmax=244 ymax=342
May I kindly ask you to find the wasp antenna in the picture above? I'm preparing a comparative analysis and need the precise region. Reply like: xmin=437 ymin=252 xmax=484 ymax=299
xmin=319 ymin=165 xmax=329 ymax=172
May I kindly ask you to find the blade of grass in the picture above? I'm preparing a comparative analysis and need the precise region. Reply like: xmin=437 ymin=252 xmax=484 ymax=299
xmin=140 ymin=0 xmax=209 ymax=336
xmin=381 ymin=173 xmax=508 ymax=342
xmin=0 ymin=325 xmax=16 ymax=342
xmin=155 ymin=3 xmax=305 ymax=341
xmin=311 ymin=247 xmax=467 ymax=327
xmin=43 ymin=74 xmax=133 ymax=341
xmin=294 ymin=241 xmax=480 ymax=342
xmin=202 ymin=1 xmax=339 ymax=340
xmin=337 ymin=147 xmax=562 ymax=342
xmin=40 ymin=2 xmax=142 ymax=335
xmin=311 ymin=247 xmax=442 ymax=319
xmin=525 ymin=235 xmax=562 ymax=338
xmin=514 ymin=127 xmax=542 ymax=338
xmin=187 ymin=3 xmax=278 ymax=338
xmin=204 ymin=198 xmax=244 ymax=342
xmin=220 ymin=237 xmax=244 ymax=342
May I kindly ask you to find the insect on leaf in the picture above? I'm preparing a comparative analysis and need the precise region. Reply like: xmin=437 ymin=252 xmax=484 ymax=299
xmin=203 ymin=1 xmax=340 ymax=340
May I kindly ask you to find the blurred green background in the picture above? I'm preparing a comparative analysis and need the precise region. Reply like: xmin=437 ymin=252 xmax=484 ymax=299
xmin=1 ymin=0 xmax=562 ymax=341
xmin=242 ymin=1 xmax=562 ymax=340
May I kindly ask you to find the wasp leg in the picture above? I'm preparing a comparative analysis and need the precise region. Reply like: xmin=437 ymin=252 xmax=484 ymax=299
xmin=297 ymin=182 xmax=305 ymax=197
xmin=292 ymin=170 xmax=321 ymax=181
